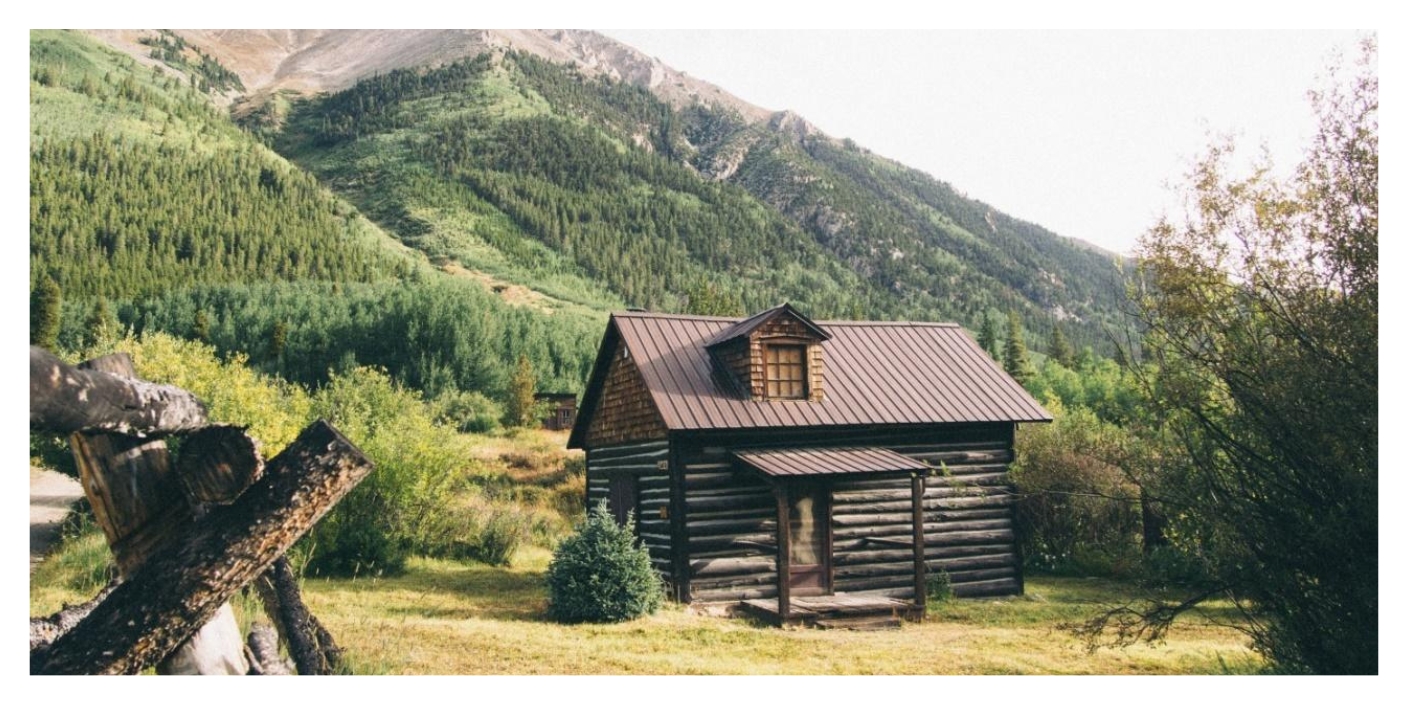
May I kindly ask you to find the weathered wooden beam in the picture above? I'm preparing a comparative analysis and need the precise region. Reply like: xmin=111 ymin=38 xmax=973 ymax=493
xmin=29 ymin=579 xmax=119 ymax=653
xmin=30 ymin=347 xmax=208 ymax=437
xmin=775 ymin=485 xmax=790 ymax=621
xmin=66 ymin=353 xmax=252 ymax=675
xmin=253 ymin=557 xmax=343 ymax=675
xmin=690 ymin=556 xmax=778 ymax=578
xmin=33 ymin=420 xmax=372 ymax=675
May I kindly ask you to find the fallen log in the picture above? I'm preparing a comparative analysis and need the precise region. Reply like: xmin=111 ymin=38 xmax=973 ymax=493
xmin=30 ymin=347 xmax=208 ymax=437
xmin=33 ymin=420 xmax=372 ymax=675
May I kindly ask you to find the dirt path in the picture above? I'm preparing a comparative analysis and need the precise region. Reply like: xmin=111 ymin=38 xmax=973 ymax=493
xmin=30 ymin=467 xmax=83 ymax=573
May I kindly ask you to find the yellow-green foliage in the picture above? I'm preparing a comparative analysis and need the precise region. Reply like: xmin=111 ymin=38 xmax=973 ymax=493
xmin=303 ymin=366 xmax=471 ymax=575
xmin=115 ymin=333 xmax=312 ymax=454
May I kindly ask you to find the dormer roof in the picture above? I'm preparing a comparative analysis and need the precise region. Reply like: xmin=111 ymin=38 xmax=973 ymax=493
xmin=703 ymin=303 xmax=831 ymax=348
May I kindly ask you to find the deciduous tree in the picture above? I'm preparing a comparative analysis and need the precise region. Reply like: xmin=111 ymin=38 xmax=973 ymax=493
xmin=1100 ymin=41 xmax=1377 ymax=675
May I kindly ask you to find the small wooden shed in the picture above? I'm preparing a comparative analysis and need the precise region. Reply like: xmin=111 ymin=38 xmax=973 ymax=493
xmin=535 ymin=392 xmax=578 ymax=431
xmin=567 ymin=304 xmax=1050 ymax=624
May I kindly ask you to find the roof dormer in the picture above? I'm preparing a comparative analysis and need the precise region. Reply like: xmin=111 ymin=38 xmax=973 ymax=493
xmin=706 ymin=304 xmax=830 ymax=402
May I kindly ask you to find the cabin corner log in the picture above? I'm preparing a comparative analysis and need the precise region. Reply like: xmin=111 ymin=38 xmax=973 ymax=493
xmin=30 ymin=346 xmax=208 ymax=437
xmin=34 ymin=419 xmax=373 ymax=675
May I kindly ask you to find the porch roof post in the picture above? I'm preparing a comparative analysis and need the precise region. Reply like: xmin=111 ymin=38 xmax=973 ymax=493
xmin=774 ymin=481 xmax=791 ymax=621
xmin=912 ymin=471 xmax=927 ymax=612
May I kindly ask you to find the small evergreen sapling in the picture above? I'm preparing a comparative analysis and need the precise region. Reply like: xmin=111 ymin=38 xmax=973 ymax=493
xmin=546 ymin=501 xmax=664 ymax=623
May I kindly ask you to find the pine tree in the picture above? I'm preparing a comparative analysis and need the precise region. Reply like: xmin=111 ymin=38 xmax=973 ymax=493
xmin=977 ymin=312 xmax=1001 ymax=362
xmin=1048 ymin=324 xmax=1074 ymax=368
xmin=84 ymin=298 xmax=118 ymax=350
xmin=192 ymin=309 xmax=211 ymax=342
xmin=269 ymin=320 xmax=288 ymax=359
xmin=506 ymin=354 xmax=538 ymax=427
xmin=30 ymin=276 xmax=62 ymax=349
xmin=1003 ymin=311 xmax=1033 ymax=385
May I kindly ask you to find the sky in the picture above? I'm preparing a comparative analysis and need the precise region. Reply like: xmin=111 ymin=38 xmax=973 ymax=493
xmin=602 ymin=30 xmax=1366 ymax=254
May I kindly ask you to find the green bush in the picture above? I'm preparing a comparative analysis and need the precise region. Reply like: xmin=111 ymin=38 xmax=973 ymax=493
xmin=303 ymin=366 xmax=467 ymax=576
xmin=925 ymin=569 xmax=954 ymax=603
xmin=1011 ymin=399 xmax=1142 ymax=575
xmin=546 ymin=501 xmax=664 ymax=623
xmin=431 ymin=389 xmax=503 ymax=433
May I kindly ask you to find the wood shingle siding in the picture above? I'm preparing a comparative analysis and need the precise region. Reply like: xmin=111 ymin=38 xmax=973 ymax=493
xmin=584 ymin=342 xmax=668 ymax=447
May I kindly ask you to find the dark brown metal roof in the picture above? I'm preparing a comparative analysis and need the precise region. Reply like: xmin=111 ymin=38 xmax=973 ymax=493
xmin=579 ymin=311 xmax=1051 ymax=436
xmin=733 ymin=447 xmax=929 ymax=477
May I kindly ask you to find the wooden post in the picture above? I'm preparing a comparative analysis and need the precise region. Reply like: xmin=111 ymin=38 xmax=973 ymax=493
xmin=34 ymin=420 xmax=373 ymax=675
xmin=774 ymin=483 xmax=791 ymax=621
xmin=911 ymin=472 xmax=927 ymax=612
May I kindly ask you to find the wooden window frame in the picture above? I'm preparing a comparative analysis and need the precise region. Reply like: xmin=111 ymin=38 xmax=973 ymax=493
xmin=763 ymin=342 xmax=808 ymax=400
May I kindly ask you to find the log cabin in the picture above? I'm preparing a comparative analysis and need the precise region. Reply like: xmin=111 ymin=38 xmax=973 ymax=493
xmin=567 ymin=304 xmax=1051 ymax=626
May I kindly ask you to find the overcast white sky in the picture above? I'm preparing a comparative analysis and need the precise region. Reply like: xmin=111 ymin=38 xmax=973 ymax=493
xmin=603 ymin=30 xmax=1366 ymax=254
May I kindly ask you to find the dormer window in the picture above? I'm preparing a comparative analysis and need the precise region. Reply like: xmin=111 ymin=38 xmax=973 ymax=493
xmin=765 ymin=344 xmax=807 ymax=399
xmin=705 ymin=303 xmax=830 ymax=403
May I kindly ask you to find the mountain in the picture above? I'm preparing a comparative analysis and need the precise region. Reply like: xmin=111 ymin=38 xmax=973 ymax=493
xmin=31 ymin=28 xmax=1130 ymax=405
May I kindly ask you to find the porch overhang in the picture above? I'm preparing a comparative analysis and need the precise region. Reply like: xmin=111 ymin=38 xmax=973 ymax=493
xmin=731 ymin=447 xmax=928 ymax=478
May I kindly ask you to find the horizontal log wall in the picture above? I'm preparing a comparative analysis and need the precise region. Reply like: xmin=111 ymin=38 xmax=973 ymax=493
xmin=586 ymin=440 xmax=673 ymax=585
xmin=909 ymin=444 xmax=1022 ymax=598
xmin=675 ymin=424 xmax=1021 ymax=603
xmin=679 ymin=450 xmax=778 ymax=602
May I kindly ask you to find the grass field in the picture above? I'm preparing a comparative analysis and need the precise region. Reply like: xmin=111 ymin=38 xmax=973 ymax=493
xmin=30 ymin=428 xmax=1259 ymax=675
xmin=294 ymin=552 xmax=1259 ymax=675
xmin=31 ymin=542 xmax=1259 ymax=676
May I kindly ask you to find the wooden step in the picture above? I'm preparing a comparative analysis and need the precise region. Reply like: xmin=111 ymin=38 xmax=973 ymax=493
xmin=815 ymin=615 xmax=903 ymax=631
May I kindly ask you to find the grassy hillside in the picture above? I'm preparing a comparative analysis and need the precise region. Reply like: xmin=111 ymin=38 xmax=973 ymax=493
xmin=273 ymin=52 xmax=898 ymax=319
xmin=271 ymin=49 xmax=1128 ymax=352
xmin=29 ymin=30 xmax=603 ymax=400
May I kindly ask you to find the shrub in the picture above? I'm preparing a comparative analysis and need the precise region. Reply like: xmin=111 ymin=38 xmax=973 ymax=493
xmin=474 ymin=506 xmax=532 ymax=566
xmin=1011 ymin=399 xmax=1142 ymax=575
xmin=546 ymin=501 xmax=664 ymax=623
xmin=925 ymin=569 xmax=954 ymax=603
xmin=431 ymin=389 xmax=503 ymax=433
xmin=303 ymin=366 xmax=467 ymax=576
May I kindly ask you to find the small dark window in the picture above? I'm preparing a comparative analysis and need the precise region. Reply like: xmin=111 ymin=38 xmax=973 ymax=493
xmin=765 ymin=344 xmax=807 ymax=399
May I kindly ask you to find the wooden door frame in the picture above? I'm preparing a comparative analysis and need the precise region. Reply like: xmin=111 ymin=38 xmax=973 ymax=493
xmin=778 ymin=479 xmax=832 ymax=597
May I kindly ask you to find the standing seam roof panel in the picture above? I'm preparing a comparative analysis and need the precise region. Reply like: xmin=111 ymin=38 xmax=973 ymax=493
xmin=912 ymin=326 xmax=1002 ymax=419
xmin=887 ymin=327 xmax=969 ymax=424
xmin=846 ymin=326 xmax=929 ymax=424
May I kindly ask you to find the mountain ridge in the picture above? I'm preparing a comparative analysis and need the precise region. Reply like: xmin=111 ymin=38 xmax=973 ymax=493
xmin=69 ymin=28 xmax=1128 ymax=355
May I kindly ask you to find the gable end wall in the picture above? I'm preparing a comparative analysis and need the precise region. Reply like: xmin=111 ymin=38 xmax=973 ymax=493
xmin=585 ymin=343 xmax=668 ymax=446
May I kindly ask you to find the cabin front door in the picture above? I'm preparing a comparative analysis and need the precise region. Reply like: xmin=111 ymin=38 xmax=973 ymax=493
xmin=787 ymin=482 xmax=830 ymax=595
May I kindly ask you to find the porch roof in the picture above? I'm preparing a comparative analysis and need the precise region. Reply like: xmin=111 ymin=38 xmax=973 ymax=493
xmin=732 ymin=447 xmax=928 ymax=478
